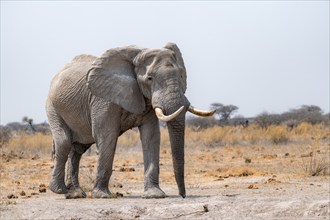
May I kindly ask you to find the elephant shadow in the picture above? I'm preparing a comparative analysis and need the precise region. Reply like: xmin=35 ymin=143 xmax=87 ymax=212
xmin=123 ymin=194 xmax=213 ymax=199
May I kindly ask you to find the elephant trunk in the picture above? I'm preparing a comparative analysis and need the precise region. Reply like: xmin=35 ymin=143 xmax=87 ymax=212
xmin=162 ymin=94 xmax=188 ymax=198
xmin=167 ymin=115 xmax=186 ymax=198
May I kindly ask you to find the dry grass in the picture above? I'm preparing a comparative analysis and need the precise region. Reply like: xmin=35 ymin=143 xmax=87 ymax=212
xmin=0 ymin=123 xmax=329 ymax=199
xmin=1 ymin=133 xmax=52 ymax=160
xmin=185 ymin=123 xmax=329 ymax=147
xmin=3 ymin=123 xmax=327 ymax=157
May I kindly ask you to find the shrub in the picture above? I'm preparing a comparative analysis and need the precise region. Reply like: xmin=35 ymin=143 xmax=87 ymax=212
xmin=267 ymin=126 xmax=289 ymax=145
xmin=304 ymin=153 xmax=330 ymax=176
xmin=301 ymin=142 xmax=330 ymax=176
xmin=255 ymin=112 xmax=282 ymax=129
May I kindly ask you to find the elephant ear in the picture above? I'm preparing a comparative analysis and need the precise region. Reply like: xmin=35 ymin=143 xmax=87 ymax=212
xmin=87 ymin=46 xmax=146 ymax=114
xmin=164 ymin=42 xmax=187 ymax=93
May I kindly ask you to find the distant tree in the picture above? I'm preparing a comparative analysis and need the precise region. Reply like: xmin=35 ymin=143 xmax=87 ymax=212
xmin=22 ymin=116 xmax=36 ymax=134
xmin=6 ymin=122 xmax=25 ymax=133
xmin=255 ymin=105 xmax=326 ymax=128
xmin=255 ymin=112 xmax=282 ymax=129
xmin=283 ymin=105 xmax=324 ymax=125
xmin=300 ymin=105 xmax=323 ymax=113
xmin=210 ymin=103 xmax=238 ymax=125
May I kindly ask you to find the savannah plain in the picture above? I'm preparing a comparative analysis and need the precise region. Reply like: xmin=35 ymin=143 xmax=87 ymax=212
xmin=0 ymin=122 xmax=329 ymax=219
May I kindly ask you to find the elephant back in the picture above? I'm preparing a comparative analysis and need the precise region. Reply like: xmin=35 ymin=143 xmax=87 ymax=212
xmin=48 ymin=54 xmax=97 ymax=108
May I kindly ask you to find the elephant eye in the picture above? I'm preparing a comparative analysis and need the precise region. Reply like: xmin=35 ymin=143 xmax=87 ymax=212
xmin=165 ymin=62 xmax=174 ymax=68
xmin=147 ymin=76 xmax=153 ymax=81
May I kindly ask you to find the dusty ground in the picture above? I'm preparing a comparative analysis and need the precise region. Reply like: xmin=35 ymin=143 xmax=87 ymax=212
xmin=1 ymin=142 xmax=329 ymax=219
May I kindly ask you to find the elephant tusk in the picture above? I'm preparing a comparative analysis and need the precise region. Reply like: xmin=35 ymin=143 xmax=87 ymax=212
xmin=155 ymin=106 xmax=185 ymax=122
xmin=188 ymin=105 xmax=216 ymax=117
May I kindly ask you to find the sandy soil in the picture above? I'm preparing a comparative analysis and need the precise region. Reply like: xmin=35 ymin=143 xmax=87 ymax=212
xmin=1 ymin=174 xmax=329 ymax=220
xmin=1 ymin=142 xmax=329 ymax=220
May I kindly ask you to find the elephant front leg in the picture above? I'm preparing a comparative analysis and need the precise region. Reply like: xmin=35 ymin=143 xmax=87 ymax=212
xmin=139 ymin=115 xmax=166 ymax=199
xmin=92 ymin=135 xmax=118 ymax=198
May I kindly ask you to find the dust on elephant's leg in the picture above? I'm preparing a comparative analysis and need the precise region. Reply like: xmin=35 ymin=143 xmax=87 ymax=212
xmin=139 ymin=114 xmax=166 ymax=199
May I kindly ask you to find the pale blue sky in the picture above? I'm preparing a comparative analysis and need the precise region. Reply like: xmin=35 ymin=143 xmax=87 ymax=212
xmin=1 ymin=1 xmax=329 ymax=124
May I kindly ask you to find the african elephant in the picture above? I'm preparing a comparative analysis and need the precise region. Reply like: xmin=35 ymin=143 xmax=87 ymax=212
xmin=46 ymin=43 xmax=215 ymax=199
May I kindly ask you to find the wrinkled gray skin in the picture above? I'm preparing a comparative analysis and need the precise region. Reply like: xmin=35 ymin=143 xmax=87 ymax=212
xmin=47 ymin=43 xmax=192 ymax=199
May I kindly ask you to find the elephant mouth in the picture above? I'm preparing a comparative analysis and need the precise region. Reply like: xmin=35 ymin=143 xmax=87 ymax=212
xmin=154 ymin=105 xmax=216 ymax=122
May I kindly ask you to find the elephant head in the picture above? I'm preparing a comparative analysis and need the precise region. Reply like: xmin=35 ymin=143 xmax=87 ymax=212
xmin=86 ymin=43 xmax=215 ymax=197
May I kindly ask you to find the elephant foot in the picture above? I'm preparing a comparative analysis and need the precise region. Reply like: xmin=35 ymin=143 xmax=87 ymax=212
xmin=65 ymin=187 xmax=87 ymax=199
xmin=142 ymin=187 xmax=166 ymax=199
xmin=49 ymin=179 xmax=68 ymax=194
xmin=92 ymin=187 xmax=112 ymax=198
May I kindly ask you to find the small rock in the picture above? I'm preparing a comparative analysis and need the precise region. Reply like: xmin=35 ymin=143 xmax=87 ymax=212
xmin=110 ymin=192 xmax=124 ymax=198
xmin=245 ymin=158 xmax=252 ymax=163
xmin=110 ymin=183 xmax=123 ymax=188
xmin=20 ymin=191 xmax=26 ymax=196
xmin=203 ymin=204 xmax=209 ymax=212
xmin=39 ymin=184 xmax=47 ymax=193
xmin=7 ymin=194 xmax=18 ymax=199
xmin=248 ymin=184 xmax=258 ymax=189
xmin=119 ymin=167 xmax=135 ymax=172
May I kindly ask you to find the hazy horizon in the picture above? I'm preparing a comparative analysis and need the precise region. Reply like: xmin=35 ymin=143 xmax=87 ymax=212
xmin=1 ymin=1 xmax=329 ymax=125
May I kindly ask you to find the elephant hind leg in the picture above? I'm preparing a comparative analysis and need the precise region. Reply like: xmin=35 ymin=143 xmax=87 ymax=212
xmin=65 ymin=143 xmax=91 ymax=199
xmin=48 ymin=113 xmax=73 ymax=194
